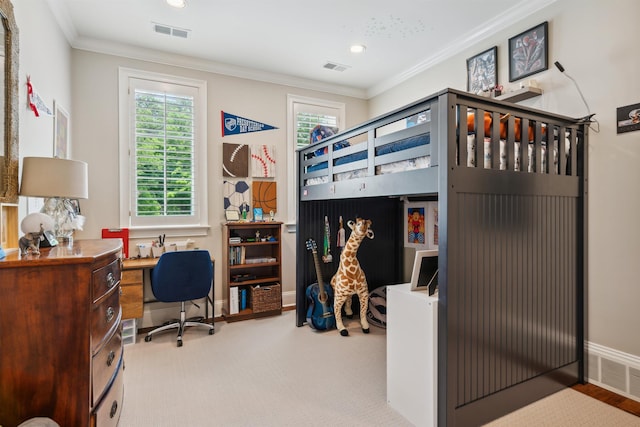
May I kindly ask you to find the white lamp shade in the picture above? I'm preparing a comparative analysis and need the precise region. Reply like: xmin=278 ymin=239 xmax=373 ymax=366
xmin=19 ymin=157 xmax=89 ymax=199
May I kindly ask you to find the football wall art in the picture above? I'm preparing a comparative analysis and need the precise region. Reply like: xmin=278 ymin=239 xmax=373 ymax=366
xmin=222 ymin=143 xmax=249 ymax=177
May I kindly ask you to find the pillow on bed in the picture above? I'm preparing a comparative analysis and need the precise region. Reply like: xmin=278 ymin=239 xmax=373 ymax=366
xmin=467 ymin=111 xmax=547 ymax=142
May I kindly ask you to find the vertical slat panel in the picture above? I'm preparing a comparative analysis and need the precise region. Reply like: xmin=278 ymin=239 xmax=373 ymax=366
xmin=450 ymin=190 xmax=580 ymax=409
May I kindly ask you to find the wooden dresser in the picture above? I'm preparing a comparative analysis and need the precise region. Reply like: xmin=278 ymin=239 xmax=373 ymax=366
xmin=0 ymin=239 xmax=124 ymax=427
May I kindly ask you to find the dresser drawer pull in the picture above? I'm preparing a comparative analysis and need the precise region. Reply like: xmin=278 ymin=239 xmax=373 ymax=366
xmin=106 ymin=307 xmax=115 ymax=323
xmin=106 ymin=350 xmax=116 ymax=367
xmin=110 ymin=400 xmax=118 ymax=418
xmin=106 ymin=272 xmax=117 ymax=288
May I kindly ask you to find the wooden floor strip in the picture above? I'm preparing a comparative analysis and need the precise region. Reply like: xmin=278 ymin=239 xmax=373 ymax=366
xmin=573 ymin=383 xmax=640 ymax=417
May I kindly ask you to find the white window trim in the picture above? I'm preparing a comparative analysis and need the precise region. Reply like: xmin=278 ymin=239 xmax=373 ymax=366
xmin=286 ymin=94 xmax=345 ymax=233
xmin=118 ymin=67 xmax=209 ymax=239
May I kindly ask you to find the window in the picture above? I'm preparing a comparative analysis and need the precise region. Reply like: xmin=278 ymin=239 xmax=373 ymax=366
xmin=286 ymin=95 xmax=345 ymax=230
xmin=119 ymin=68 xmax=208 ymax=236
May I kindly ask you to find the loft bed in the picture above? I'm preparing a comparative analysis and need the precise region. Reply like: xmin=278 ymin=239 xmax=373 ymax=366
xmin=295 ymin=88 xmax=588 ymax=426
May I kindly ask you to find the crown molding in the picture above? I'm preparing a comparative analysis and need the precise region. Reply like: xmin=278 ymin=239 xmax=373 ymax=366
xmin=47 ymin=0 xmax=557 ymax=101
xmin=367 ymin=0 xmax=558 ymax=98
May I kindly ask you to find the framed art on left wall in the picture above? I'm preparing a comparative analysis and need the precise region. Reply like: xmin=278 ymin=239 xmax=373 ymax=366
xmin=54 ymin=101 xmax=70 ymax=158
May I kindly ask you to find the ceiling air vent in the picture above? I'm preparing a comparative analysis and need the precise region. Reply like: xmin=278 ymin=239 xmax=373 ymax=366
xmin=172 ymin=28 xmax=189 ymax=38
xmin=153 ymin=22 xmax=191 ymax=39
xmin=154 ymin=24 xmax=171 ymax=35
xmin=323 ymin=61 xmax=350 ymax=72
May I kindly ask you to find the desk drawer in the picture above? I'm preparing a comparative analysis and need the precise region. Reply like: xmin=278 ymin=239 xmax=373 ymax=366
xmin=93 ymin=259 xmax=121 ymax=303
xmin=121 ymin=269 xmax=142 ymax=284
xmin=121 ymin=269 xmax=143 ymax=319
xmin=121 ymin=282 xmax=143 ymax=319
xmin=92 ymin=328 xmax=123 ymax=406
xmin=92 ymin=287 xmax=121 ymax=353
xmin=93 ymin=356 xmax=124 ymax=427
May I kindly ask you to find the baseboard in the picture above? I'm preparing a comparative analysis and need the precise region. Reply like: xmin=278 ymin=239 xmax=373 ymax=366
xmin=586 ymin=341 xmax=640 ymax=402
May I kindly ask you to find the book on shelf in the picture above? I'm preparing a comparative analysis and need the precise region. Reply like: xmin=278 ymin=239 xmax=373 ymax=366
xmin=245 ymin=257 xmax=276 ymax=264
xmin=229 ymin=246 xmax=247 ymax=265
xmin=240 ymin=288 xmax=247 ymax=311
xmin=230 ymin=287 xmax=239 ymax=315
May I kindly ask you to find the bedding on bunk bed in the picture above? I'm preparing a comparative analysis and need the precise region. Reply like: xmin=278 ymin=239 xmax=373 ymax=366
xmin=303 ymin=112 xmax=570 ymax=186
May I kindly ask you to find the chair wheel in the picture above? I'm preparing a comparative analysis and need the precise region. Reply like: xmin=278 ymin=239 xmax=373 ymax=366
xmin=177 ymin=340 xmax=183 ymax=347
xmin=145 ymin=335 xmax=152 ymax=342
xmin=209 ymin=329 xmax=214 ymax=335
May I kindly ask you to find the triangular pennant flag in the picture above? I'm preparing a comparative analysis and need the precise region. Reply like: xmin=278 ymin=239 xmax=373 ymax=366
xmin=222 ymin=111 xmax=278 ymax=137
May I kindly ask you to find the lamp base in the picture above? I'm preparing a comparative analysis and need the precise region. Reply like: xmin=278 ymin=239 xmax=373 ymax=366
xmin=40 ymin=197 xmax=79 ymax=242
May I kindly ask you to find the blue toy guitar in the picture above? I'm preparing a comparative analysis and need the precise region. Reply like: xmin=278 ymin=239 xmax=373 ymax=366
xmin=305 ymin=239 xmax=336 ymax=330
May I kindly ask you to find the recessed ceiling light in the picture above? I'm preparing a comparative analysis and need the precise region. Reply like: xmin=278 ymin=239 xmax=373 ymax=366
xmin=350 ymin=44 xmax=366 ymax=54
xmin=166 ymin=0 xmax=186 ymax=8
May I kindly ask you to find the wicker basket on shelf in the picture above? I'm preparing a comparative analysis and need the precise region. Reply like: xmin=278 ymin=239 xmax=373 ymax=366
xmin=251 ymin=283 xmax=281 ymax=313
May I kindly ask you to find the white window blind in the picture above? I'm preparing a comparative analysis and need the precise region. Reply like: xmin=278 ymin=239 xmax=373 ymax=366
xmin=134 ymin=89 xmax=195 ymax=217
xmin=119 ymin=68 xmax=208 ymax=235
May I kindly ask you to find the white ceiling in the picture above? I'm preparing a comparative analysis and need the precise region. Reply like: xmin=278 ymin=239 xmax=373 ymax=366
xmin=47 ymin=0 xmax=556 ymax=98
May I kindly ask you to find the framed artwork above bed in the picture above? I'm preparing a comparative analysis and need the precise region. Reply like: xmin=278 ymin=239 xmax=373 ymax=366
xmin=508 ymin=21 xmax=548 ymax=82
xmin=467 ymin=46 xmax=497 ymax=94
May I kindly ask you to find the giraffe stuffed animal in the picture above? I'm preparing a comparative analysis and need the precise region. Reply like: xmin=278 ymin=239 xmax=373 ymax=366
xmin=330 ymin=217 xmax=374 ymax=336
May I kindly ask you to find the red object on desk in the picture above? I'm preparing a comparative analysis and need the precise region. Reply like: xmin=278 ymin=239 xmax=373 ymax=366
xmin=102 ymin=228 xmax=129 ymax=258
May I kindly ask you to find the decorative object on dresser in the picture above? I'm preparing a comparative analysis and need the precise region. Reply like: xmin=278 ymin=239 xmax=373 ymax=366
xmin=330 ymin=218 xmax=374 ymax=337
xmin=222 ymin=221 xmax=282 ymax=321
xmin=19 ymin=157 xmax=89 ymax=243
xmin=18 ymin=212 xmax=56 ymax=255
xmin=143 ymin=250 xmax=215 ymax=347
xmin=0 ymin=239 xmax=124 ymax=426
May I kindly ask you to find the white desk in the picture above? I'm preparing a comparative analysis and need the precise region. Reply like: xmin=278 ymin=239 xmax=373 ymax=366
xmin=387 ymin=283 xmax=438 ymax=427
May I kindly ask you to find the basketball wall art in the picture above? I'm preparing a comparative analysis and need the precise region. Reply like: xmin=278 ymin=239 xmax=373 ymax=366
xmin=222 ymin=143 xmax=249 ymax=177
xmin=251 ymin=145 xmax=276 ymax=178
xmin=252 ymin=181 xmax=277 ymax=214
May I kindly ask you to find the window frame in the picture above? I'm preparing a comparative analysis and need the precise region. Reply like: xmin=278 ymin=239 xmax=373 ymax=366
xmin=286 ymin=94 xmax=345 ymax=232
xmin=118 ymin=68 xmax=209 ymax=238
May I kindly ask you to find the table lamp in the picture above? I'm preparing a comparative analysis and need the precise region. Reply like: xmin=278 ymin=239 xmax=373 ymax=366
xmin=19 ymin=157 xmax=89 ymax=243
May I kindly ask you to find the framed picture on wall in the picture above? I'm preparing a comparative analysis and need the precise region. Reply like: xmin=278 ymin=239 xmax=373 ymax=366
xmin=508 ymin=21 xmax=548 ymax=82
xmin=54 ymin=101 xmax=70 ymax=159
xmin=466 ymin=46 xmax=497 ymax=94
xmin=404 ymin=201 xmax=438 ymax=249
xmin=404 ymin=201 xmax=428 ymax=249
xmin=616 ymin=102 xmax=640 ymax=134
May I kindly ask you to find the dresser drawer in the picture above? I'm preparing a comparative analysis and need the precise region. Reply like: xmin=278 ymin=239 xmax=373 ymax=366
xmin=93 ymin=259 xmax=121 ymax=303
xmin=92 ymin=287 xmax=121 ymax=353
xmin=93 ymin=327 xmax=123 ymax=406
xmin=93 ymin=356 xmax=124 ymax=427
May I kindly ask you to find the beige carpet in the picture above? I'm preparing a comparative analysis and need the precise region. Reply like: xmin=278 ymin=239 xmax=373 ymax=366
xmin=486 ymin=388 xmax=640 ymax=427
xmin=120 ymin=310 xmax=639 ymax=427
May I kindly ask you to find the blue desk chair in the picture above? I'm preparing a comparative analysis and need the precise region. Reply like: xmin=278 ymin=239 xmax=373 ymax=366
xmin=144 ymin=250 xmax=215 ymax=347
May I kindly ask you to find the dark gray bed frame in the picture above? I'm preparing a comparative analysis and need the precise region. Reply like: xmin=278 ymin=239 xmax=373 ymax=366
xmin=295 ymin=88 xmax=589 ymax=426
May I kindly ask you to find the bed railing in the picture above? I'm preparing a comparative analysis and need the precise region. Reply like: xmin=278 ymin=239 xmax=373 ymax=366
xmin=298 ymin=89 xmax=586 ymax=202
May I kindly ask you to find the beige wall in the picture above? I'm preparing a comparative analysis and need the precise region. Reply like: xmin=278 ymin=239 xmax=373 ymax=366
xmin=370 ymin=0 xmax=640 ymax=359
xmin=15 ymin=1 xmax=71 ymax=161
xmin=13 ymin=0 xmax=640 ymax=360
xmin=68 ymin=50 xmax=367 ymax=321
